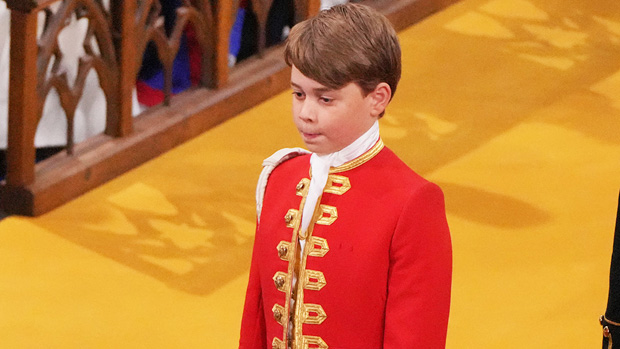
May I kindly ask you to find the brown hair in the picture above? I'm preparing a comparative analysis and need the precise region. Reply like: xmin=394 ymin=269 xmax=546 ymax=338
xmin=284 ymin=3 xmax=401 ymax=99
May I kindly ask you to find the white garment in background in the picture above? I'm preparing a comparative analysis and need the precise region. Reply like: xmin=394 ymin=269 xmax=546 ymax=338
xmin=320 ymin=0 xmax=349 ymax=10
xmin=0 ymin=2 xmax=140 ymax=149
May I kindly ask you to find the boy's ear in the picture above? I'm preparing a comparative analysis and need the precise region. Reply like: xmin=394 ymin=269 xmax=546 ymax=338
xmin=368 ymin=82 xmax=392 ymax=118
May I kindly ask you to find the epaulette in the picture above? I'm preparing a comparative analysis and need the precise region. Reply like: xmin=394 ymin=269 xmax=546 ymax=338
xmin=256 ymin=148 xmax=311 ymax=222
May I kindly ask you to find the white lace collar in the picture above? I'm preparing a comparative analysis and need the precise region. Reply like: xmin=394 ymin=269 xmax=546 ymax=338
xmin=301 ymin=121 xmax=380 ymax=232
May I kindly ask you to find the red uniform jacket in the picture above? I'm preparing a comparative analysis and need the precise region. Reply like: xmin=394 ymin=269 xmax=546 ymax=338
xmin=240 ymin=141 xmax=452 ymax=349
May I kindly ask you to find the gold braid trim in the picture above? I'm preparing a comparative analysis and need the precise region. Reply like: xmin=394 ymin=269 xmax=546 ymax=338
xmin=283 ymin=186 xmax=309 ymax=343
xmin=294 ymin=199 xmax=329 ymax=348
xmin=329 ymin=139 xmax=384 ymax=173
xmin=272 ymin=337 xmax=285 ymax=349
xmin=602 ymin=315 xmax=617 ymax=349
xmin=606 ymin=331 xmax=612 ymax=349
xmin=605 ymin=315 xmax=620 ymax=326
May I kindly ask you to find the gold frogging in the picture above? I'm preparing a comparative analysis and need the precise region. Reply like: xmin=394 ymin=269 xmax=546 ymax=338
xmin=270 ymin=172 xmax=354 ymax=349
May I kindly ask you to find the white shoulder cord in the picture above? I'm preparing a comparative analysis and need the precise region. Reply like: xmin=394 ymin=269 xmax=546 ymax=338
xmin=256 ymin=148 xmax=311 ymax=223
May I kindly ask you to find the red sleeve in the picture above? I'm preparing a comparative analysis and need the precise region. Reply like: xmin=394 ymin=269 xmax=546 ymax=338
xmin=239 ymin=227 xmax=267 ymax=349
xmin=383 ymin=182 xmax=452 ymax=348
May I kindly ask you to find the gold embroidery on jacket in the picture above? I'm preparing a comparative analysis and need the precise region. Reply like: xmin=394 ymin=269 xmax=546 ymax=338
xmin=281 ymin=141 xmax=382 ymax=348
xmin=301 ymin=303 xmax=327 ymax=324
xmin=303 ymin=270 xmax=326 ymax=291
xmin=278 ymin=141 xmax=388 ymax=348
xmin=316 ymin=205 xmax=337 ymax=226
xmin=292 ymin=203 xmax=331 ymax=348
xmin=324 ymin=175 xmax=351 ymax=195
xmin=272 ymin=337 xmax=285 ymax=349
xmin=308 ymin=236 xmax=329 ymax=258
xmin=281 ymin=179 xmax=310 ymax=343
xmin=293 ymin=244 xmax=307 ymax=348
xmin=293 ymin=219 xmax=313 ymax=347
xmin=296 ymin=178 xmax=310 ymax=196
xmin=302 ymin=335 xmax=329 ymax=349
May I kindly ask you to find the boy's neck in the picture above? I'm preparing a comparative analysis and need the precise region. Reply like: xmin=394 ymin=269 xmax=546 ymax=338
xmin=301 ymin=121 xmax=380 ymax=234
xmin=314 ymin=121 xmax=380 ymax=167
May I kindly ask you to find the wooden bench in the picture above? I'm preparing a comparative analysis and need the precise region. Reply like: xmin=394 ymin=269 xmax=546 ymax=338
xmin=0 ymin=0 xmax=459 ymax=216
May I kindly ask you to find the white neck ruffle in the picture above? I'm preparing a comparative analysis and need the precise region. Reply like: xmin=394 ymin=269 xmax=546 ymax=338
xmin=301 ymin=121 xmax=380 ymax=232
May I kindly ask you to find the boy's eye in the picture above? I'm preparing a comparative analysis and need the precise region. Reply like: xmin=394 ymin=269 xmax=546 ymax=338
xmin=292 ymin=91 xmax=304 ymax=98
xmin=320 ymin=97 xmax=333 ymax=103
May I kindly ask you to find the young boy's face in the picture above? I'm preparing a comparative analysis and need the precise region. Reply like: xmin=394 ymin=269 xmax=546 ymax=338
xmin=290 ymin=66 xmax=380 ymax=155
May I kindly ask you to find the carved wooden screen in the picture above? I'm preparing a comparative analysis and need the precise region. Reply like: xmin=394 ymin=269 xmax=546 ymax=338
xmin=35 ymin=0 xmax=119 ymax=155
xmin=0 ymin=0 xmax=443 ymax=216
xmin=0 ymin=0 xmax=322 ymax=215
xmin=135 ymin=0 xmax=216 ymax=102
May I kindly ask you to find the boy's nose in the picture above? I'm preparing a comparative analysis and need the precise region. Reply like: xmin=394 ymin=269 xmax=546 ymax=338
xmin=298 ymin=101 xmax=316 ymax=122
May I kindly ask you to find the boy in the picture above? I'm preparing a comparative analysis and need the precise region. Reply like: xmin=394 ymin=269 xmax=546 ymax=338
xmin=240 ymin=4 xmax=452 ymax=348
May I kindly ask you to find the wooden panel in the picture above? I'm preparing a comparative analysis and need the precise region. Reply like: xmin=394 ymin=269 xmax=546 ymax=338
xmin=6 ymin=10 xmax=38 ymax=186
xmin=109 ymin=0 xmax=136 ymax=137
xmin=35 ymin=0 xmax=120 ymax=154
xmin=6 ymin=47 xmax=291 ymax=216
xmin=293 ymin=0 xmax=319 ymax=23
xmin=0 ymin=0 xmax=462 ymax=216
xmin=213 ymin=0 xmax=232 ymax=87
xmin=4 ymin=0 xmax=39 ymax=12
xmin=249 ymin=0 xmax=274 ymax=54
xmin=133 ymin=0 xmax=219 ymax=104
xmin=306 ymin=0 xmax=320 ymax=17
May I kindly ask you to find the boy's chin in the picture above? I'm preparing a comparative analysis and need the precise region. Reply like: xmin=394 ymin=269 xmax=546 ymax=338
xmin=304 ymin=143 xmax=342 ymax=156
xmin=304 ymin=143 xmax=327 ymax=155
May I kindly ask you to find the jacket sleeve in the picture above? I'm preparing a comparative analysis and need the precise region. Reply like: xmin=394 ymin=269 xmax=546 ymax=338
xmin=383 ymin=182 xmax=453 ymax=348
xmin=239 ymin=226 xmax=267 ymax=349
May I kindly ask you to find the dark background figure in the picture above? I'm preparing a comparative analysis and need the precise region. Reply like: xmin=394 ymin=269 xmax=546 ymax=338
xmin=231 ymin=0 xmax=295 ymax=64
xmin=265 ymin=0 xmax=296 ymax=47
xmin=138 ymin=0 xmax=295 ymax=105
xmin=602 ymin=191 xmax=620 ymax=348
xmin=0 ymin=147 xmax=64 ymax=182
xmin=0 ymin=151 xmax=5 ymax=181
xmin=136 ymin=0 xmax=198 ymax=107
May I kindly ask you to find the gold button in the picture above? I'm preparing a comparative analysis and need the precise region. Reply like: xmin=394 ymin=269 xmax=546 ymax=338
xmin=284 ymin=213 xmax=293 ymax=224
xmin=274 ymin=308 xmax=282 ymax=321
xmin=278 ymin=245 xmax=288 ymax=258
xmin=274 ymin=275 xmax=285 ymax=288
xmin=296 ymin=181 xmax=305 ymax=191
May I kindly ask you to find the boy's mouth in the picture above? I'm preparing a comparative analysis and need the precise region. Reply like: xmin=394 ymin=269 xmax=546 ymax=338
xmin=300 ymin=131 xmax=321 ymax=140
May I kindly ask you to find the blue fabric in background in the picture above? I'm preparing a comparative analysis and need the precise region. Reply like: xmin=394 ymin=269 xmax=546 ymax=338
xmin=229 ymin=7 xmax=246 ymax=66
xmin=136 ymin=0 xmax=295 ymax=106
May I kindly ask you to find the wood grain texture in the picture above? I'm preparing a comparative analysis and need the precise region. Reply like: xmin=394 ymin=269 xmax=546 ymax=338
xmin=0 ymin=0 xmax=462 ymax=216
xmin=6 ymin=10 xmax=38 ymax=186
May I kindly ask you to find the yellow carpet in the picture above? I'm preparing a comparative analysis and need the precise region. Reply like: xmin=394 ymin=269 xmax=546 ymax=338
xmin=2 ymin=0 xmax=620 ymax=347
